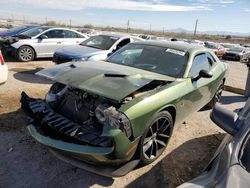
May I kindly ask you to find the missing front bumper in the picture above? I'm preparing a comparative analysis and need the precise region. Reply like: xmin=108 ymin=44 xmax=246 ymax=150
xmin=20 ymin=91 xmax=113 ymax=147
xmin=20 ymin=92 xmax=141 ymax=176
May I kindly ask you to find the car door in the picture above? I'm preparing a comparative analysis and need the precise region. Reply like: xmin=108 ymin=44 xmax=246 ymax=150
xmin=35 ymin=29 xmax=65 ymax=57
xmin=186 ymin=53 xmax=215 ymax=111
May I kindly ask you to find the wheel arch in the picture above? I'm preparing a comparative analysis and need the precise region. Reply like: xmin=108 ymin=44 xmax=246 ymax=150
xmin=160 ymin=105 xmax=176 ymax=124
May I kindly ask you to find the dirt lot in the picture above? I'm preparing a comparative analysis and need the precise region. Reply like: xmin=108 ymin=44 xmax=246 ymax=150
xmin=0 ymin=57 xmax=248 ymax=188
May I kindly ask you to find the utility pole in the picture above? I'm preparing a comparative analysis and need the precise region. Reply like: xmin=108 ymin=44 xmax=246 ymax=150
xmin=69 ymin=19 xmax=72 ymax=29
xmin=194 ymin=19 xmax=198 ymax=36
xmin=126 ymin=20 xmax=130 ymax=33
xmin=245 ymin=62 xmax=250 ymax=97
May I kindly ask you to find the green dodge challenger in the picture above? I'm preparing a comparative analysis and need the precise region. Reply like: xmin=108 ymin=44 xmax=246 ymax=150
xmin=21 ymin=41 xmax=228 ymax=177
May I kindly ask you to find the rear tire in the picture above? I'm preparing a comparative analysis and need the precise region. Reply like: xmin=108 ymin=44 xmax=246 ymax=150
xmin=17 ymin=46 xmax=35 ymax=62
xmin=140 ymin=111 xmax=173 ymax=165
xmin=207 ymin=81 xmax=224 ymax=108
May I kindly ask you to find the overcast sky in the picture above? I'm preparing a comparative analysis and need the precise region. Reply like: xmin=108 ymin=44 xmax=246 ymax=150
xmin=0 ymin=0 xmax=250 ymax=33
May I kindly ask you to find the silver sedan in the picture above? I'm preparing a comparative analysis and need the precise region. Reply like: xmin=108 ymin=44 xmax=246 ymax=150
xmin=10 ymin=27 xmax=88 ymax=62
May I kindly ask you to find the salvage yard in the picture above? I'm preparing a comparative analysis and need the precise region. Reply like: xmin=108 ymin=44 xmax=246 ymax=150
xmin=0 ymin=57 xmax=248 ymax=188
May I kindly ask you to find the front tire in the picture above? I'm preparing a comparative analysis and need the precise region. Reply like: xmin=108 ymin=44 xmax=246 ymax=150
xmin=140 ymin=111 xmax=173 ymax=165
xmin=17 ymin=46 xmax=35 ymax=62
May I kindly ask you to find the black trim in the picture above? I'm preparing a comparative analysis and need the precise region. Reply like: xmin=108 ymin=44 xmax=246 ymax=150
xmin=20 ymin=92 xmax=113 ymax=147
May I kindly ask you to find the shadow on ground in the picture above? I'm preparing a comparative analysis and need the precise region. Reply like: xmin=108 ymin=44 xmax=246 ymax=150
xmin=199 ymin=93 xmax=246 ymax=112
xmin=3 ymin=53 xmax=52 ymax=63
xmin=220 ymin=94 xmax=246 ymax=105
xmin=0 ymin=109 xmax=114 ymax=187
xmin=127 ymin=133 xmax=225 ymax=188
xmin=10 ymin=67 xmax=53 ymax=84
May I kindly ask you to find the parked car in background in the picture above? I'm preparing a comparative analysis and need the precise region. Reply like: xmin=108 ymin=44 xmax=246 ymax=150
xmin=9 ymin=27 xmax=88 ymax=62
xmin=0 ymin=24 xmax=39 ymax=38
xmin=138 ymin=34 xmax=158 ymax=40
xmin=178 ymin=97 xmax=250 ymax=188
xmin=222 ymin=47 xmax=249 ymax=61
xmin=204 ymin=42 xmax=226 ymax=57
xmin=22 ymin=41 xmax=227 ymax=177
xmin=190 ymin=40 xmax=205 ymax=46
xmin=77 ymin=28 xmax=99 ymax=37
xmin=0 ymin=50 xmax=8 ymax=85
xmin=53 ymin=33 xmax=141 ymax=64
xmin=221 ymin=43 xmax=239 ymax=50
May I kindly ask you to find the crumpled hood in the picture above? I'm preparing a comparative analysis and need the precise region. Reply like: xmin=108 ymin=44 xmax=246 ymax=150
xmin=37 ymin=61 xmax=175 ymax=101
xmin=55 ymin=45 xmax=107 ymax=59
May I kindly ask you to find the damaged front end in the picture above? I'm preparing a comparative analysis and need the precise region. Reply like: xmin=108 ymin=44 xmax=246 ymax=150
xmin=20 ymin=82 xmax=142 ymax=173
xmin=21 ymin=91 xmax=114 ymax=148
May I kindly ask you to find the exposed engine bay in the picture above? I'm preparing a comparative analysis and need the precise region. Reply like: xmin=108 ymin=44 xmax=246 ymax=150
xmin=45 ymin=82 xmax=132 ymax=137
xmin=21 ymin=80 xmax=169 ymax=147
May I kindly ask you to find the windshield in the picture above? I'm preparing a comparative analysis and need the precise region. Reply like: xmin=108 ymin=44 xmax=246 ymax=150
xmin=205 ymin=43 xmax=220 ymax=49
xmin=80 ymin=35 xmax=119 ymax=50
xmin=21 ymin=27 xmax=49 ymax=37
xmin=228 ymin=47 xmax=244 ymax=52
xmin=7 ymin=25 xmax=29 ymax=33
xmin=222 ymin=44 xmax=236 ymax=48
xmin=107 ymin=43 xmax=189 ymax=78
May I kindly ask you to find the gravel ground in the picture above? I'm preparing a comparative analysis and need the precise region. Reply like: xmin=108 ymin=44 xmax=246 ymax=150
xmin=0 ymin=57 xmax=247 ymax=188
xmin=224 ymin=60 xmax=248 ymax=90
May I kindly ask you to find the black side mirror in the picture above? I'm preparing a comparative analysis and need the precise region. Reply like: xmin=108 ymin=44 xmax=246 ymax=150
xmin=39 ymin=35 xmax=48 ymax=39
xmin=210 ymin=104 xmax=238 ymax=135
xmin=199 ymin=69 xmax=213 ymax=78
xmin=192 ymin=70 xmax=213 ymax=82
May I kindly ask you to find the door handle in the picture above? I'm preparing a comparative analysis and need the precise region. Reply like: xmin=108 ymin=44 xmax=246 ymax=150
xmin=57 ymin=42 xmax=62 ymax=44
xmin=76 ymin=41 xmax=80 ymax=43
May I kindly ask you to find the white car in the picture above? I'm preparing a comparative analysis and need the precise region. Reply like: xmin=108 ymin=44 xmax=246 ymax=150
xmin=10 ymin=27 xmax=88 ymax=62
xmin=0 ymin=51 xmax=8 ymax=84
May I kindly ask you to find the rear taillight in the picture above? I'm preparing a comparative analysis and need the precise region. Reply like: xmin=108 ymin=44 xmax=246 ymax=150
xmin=0 ymin=51 xmax=5 ymax=65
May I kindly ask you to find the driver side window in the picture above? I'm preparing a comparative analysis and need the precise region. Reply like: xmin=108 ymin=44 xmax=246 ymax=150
xmin=43 ymin=30 xmax=64 ymax=38
xmin=189 ymin=53 xmax=212 ymax=78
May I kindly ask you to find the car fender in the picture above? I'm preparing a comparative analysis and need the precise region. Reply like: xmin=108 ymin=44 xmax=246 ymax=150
xmin=11 ymin=39 xmax=38 ymax=50
xmin=88 ymin=52 xmax=109 ymax=61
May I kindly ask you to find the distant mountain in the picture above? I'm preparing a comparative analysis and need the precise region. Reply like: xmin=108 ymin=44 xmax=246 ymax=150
xmin=166 ymin=28 xmax=250 ymax=37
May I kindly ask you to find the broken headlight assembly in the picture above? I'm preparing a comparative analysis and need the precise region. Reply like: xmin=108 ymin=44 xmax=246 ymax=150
xmin=45 ymin=83 xmax=67 ymax=104
xmin=95 ymin=104 xmax=132 ymax=138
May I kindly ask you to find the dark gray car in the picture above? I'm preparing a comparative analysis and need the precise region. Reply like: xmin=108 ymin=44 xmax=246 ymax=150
xmin=222 ymin=47 xmax=249 ymax=61
xmin=178 ymin=97 xmax=250 ymax=188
